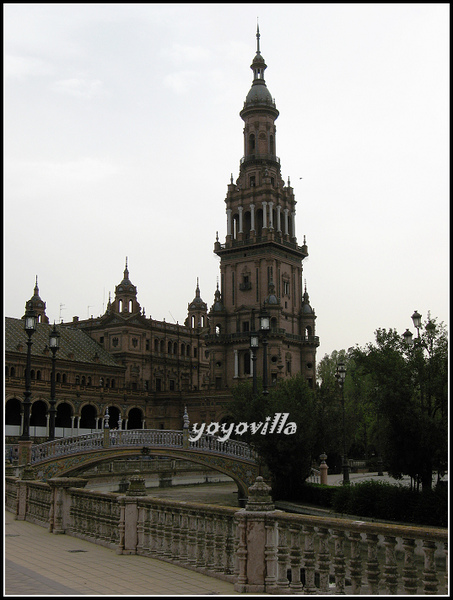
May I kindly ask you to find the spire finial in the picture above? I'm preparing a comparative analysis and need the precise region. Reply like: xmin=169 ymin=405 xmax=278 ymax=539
xmin=256 ymin=20 xmax=260 ymax=53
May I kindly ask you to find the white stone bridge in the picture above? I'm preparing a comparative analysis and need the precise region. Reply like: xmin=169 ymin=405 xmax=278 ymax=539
xmin=28 ymin=429 xmax=260 ymax=500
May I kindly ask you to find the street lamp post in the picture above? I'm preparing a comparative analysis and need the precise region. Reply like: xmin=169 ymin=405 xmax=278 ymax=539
xmin=259 ymin=308 xmax=270 ymax=396
xmin=48 ymin=323 xmax=60 ymax=441
xmin=336 ymin=361 xmax=349 ymax=484
xmin=250 ymin=333 xmax=259 ymax=396
xmin=20 ymin=304 xmax=37 ymax=441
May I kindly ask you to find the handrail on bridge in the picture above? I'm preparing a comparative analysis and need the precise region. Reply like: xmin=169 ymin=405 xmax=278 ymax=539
xmin=30 ymin=429 xmax=258 ymax=465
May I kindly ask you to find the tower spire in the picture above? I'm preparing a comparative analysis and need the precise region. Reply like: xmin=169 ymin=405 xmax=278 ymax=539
xmin=256 ymin=21 xmax=260 ymax=54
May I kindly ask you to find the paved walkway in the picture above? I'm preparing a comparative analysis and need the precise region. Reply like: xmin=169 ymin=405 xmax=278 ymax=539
xmin=4 ymin=511 xmax=237 ymax=596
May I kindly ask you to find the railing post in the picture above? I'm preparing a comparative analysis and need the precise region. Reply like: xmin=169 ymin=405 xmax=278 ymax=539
xmin=47 ymin=477 xmax=88 ymax=534
xmin=233 ymin=476 xmax=275 ymax=594
xmin=118 ymin=471 xmax=146 ymax=555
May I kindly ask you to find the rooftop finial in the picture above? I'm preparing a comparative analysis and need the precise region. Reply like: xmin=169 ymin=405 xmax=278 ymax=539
xmin=256 ymin=20 xmax=260 ymax=54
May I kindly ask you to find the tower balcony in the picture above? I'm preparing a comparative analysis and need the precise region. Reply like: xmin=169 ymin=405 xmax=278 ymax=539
xmin=240 ymin=153 xmax=280 ymax=169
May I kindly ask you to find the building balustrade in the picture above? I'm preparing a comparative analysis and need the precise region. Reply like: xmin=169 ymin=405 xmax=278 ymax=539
xmin=5 ymin=474 xmax=447 ymax=594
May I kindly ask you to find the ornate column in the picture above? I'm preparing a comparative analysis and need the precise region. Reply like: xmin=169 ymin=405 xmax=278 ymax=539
xmin=238 ymin=206 xmax=243 ymax=233
xmin=262 ymin=201 xmax=268 ymax=229
xmin=227 ymin=208 xmax=232 ymax=237
xmin=250 ymin=203 xmax=255 ymax=231
xmin=276 ymin=205 xmax=281 ymax=232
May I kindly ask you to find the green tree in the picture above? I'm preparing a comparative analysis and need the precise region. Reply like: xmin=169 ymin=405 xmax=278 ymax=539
xmin=352 ymin=318 xmax=448 ymax=490
xmin=230 ymin=374 xmax=316 ymax=500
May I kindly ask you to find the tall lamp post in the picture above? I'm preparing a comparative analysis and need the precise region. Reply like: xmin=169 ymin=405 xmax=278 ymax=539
xmin=259 ymin=308 xmax=270 ymax=396
xmin=250 ymin=333 xmax=259 ymax=396
xmin=336 ymin=361 xmax=349 ymax=484
xmin=20 ymin=304 xmax=37 ymax=441
xmin=48 ymin=323 xmax=60 ymax=441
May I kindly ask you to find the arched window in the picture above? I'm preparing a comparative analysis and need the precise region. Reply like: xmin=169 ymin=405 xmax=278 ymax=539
xmin=81 ymin=376 xmax=86 ymax=386
xmin=128 ymin=299 xmax=133 ymax=312
xmin=215 ymin=324 xmax=221 ymax=336
xmin=62 ymin=373 xmax=67 ymax=384
xmin=36 ymin=370 xmax=42 ymax=381
xmin=173 ymin=341 xmax=178 ymax=354
xmin=249 ymin=133 xmax=255 ymax=152
xmin=154 ymin=339 xmax=159 ymax=352
xmin=56 ymin=372 xmax=61 ymax=383
xmin=11 ymin=366 xmax=15 ymax=377
xmin=168 ymin=341 xmax=172 ymax=354
xmin=118 ymin=299 xmax=123 ymax=312
xmin=75 ymin=375 xmax=80 ymax=385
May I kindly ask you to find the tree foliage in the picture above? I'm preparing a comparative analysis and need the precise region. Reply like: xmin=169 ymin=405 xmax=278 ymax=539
xmin=352 ymin=318 xmax=448 ymax=490
xmin=229 ymin=374 xmax=316 ymax=500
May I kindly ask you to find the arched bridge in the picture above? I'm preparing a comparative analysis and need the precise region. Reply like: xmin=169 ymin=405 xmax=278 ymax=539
xmin=29 ymin=429 xmax=260 ymax=499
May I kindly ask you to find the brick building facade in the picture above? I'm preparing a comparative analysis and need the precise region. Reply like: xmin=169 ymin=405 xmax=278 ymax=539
xmin=5 ymin=28 xmax=318 ymax=442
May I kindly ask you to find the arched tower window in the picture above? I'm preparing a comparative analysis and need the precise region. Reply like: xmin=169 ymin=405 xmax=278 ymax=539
xmin=249 ymin=133 xmax=255 ymax=153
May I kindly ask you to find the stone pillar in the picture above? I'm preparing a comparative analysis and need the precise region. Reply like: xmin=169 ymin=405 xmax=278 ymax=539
xmin=17 ymin=440 xmax=33 ymax=466
xmin=226 ymin=209 xmax=232 ymax=237
xmin=234 ymin=350 xmax=239 ymax=378
xmin=238 ymin=206 xmax=243 ymax=233
xmin=250 ymin=204 xmax=255 ymax=231
xmin=320 ymin=453 xmax=329 ymax=485
xmin=234 ymin=476 xmax=275 ymax=594
xmin=118 ymin=471 xmax=147 ymax=555
xmin=48 ymin=477 xmax=88 ymax=534
xmin=283 ymin=208 xmax=289 ymax=236
xmin=16 ymin=465 xmax=36 ymax=521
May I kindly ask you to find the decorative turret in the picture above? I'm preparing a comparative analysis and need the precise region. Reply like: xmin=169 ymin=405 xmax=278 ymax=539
xmin=185 ymin=278 xmax=208 ymax=329
xmin=23 ymin=276 xmax=49 ymax=324
xmin=110 ymin=258 xmax=141 ymax=316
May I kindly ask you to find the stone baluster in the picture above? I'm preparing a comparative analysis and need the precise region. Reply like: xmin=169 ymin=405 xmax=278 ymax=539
xmin=224 ymin=516 xmax=235 ymax=575
xmin=317 ymin=527 xmax=331 ymax=593
xmin=235 ymin=515 xmax=248 ymax=590
xmin=148 ymin=507 xmax=158 ymax=555
xmin=205 ymin=514 xmax=215 ymax=570
xmin=264 ymin=516 xmax=278 ymax=591
xmin=302 ymin=524 xmax=317 ymax=593
xmin=365 ymin=533 xmax=380 ymax=594
xmin=163 ymin=508 xmax=173 ymax=557
xmin=333 ymin=529 xmax=346 ymax=594
xmin=155 ymin=508 xmax=165 ymax=556
xmin=187 ymin=512 xmax=198 ymax=566
xmin=384 ymin=535 xmax=398 ymax=594
xmin=196 ymin=512 xmax=206 ymax=567
xmin=213 ymin=516 xmax=223 ymax=572
xmin=288 ymin=523 xmax=303 ymax=592
xmin=276 ymin=523 xmax=289 ymax=590
xmin=349 ymin=531 xmax=363 ymax=594
xmin=422 ymin=540 xmax=438 ymax=594
xmin=402 ymin=537 xmax=418 ymax=594
xmin=178 ymin=510 xmax=189 ymax=564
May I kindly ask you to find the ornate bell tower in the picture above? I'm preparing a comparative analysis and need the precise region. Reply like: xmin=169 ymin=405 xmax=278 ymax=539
xmin=206 ymin=26 xmax=319 ymax=390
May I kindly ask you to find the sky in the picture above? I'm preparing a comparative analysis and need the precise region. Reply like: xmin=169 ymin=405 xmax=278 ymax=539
xmin=4 ymin=3 xmax=449 ymax=360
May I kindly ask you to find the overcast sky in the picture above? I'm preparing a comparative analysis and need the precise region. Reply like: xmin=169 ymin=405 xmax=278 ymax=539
xmin=4 ymin=3 xmax=449 ymax=360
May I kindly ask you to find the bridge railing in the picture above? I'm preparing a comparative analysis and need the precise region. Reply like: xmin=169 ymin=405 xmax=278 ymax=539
xmin=5 ymin=475 xmax=448 ymax=595
xmin=30 ymin=432 xmax=104 ymax=463
xmin=29 ymin=429 xmax=258 ymax=465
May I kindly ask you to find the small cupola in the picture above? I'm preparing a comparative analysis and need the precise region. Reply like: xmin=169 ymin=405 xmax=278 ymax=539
xmin=111 ymin=257 xmax=141 ymax=316
xmin=185 ymin=278 xmax=208 ymax=329
xmin=23 ymin=276 xmax=49 ymax=324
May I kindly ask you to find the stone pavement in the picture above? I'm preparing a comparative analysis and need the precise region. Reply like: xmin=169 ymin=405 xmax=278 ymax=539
xmin=4 ymin=510 xmax=237 ymax=596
